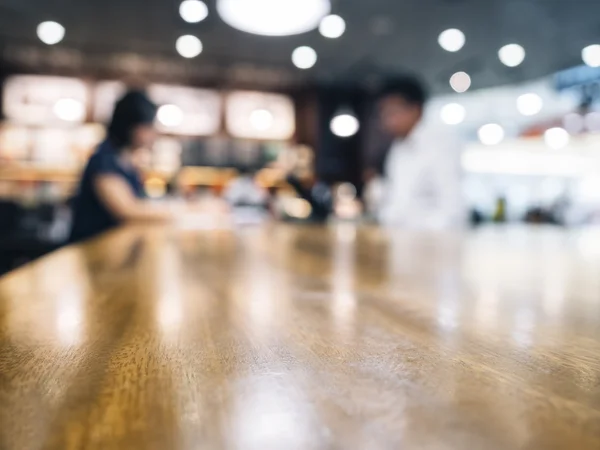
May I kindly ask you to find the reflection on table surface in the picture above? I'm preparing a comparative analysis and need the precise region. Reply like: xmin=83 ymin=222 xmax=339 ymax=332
xmin=0 ymin=224 xmax=599 ymax=449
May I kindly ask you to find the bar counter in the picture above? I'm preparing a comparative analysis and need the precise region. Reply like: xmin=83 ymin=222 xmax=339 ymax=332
xmin=0 ymin=223 xmax=599 ymax=449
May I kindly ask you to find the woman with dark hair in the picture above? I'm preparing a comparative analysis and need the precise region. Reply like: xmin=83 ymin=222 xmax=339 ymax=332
xmin=69 ymin=90 xmax=176 ymax=242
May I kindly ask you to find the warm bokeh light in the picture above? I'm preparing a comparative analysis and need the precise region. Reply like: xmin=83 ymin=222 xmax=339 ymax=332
xmin=438 ymin=28 xmax=465 ymax=52
xmin=516 ymin=93 xmax=543 ymax=116
xmin=217 ymin=0 xmax=330 ymax=36
xmin=330 ymin=113 xmax=359 ymax=137
xmin=53 ymin=99 xmax=85 ymax=122
xmin=157 ymin=104 xmax=184 ymax=127
xmin=449 ymin=71 xmax=471 ymax=93
xmin=176 ymin=35 xmax=203 ymax=58
xmin=37 ymin=21 xmax=65 ymax=45
xmin=319 ymin=14 xmax=346 ymax=38
xmin=292 ymin=46 xmax=317 ymax=69
xmin=478 ymin=123 xmax=505 ymax=145
xmin=440 ymin=103 xmax=466 ymax=125
xmin=249 ymin=109 xmax=274 ymax=131
xmin=499 ymin=44 xmax=525 ymax=67
xmin=179 ymin=0 xmax=209 ymax=23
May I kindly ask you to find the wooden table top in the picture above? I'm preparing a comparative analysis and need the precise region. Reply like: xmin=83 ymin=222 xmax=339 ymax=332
xmin=0 ymin=224 xmax=599 ymax=449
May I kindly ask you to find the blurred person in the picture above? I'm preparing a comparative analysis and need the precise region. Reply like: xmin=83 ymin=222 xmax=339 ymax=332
xmin=222 ymin=167 xmax=270 ymax=225
xmin=372 ymin=77 xmax=465 ymax=229
xmin=70 ymin=91 xmax=187 ymax=242
xmin=223 ymin=167 xmax=269 ymax=209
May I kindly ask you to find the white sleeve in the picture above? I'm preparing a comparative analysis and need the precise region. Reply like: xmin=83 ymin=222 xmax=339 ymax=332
xmin=435 ymin=137 xmax=466 ymax=229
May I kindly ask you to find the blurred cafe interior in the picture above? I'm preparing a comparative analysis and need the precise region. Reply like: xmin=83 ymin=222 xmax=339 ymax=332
xmin=1 ymin=0 xmax=600 ymax=272
xmin=1 ymin=1 xmax=600 ymax=449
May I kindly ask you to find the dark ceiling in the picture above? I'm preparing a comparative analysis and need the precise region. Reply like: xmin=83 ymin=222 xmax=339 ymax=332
xmin=0 ymin=0 xmax=599 ymax=92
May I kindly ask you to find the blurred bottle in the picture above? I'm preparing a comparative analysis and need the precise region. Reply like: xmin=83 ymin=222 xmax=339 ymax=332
xmin=493 ymin=197 xmax=507 ymax=223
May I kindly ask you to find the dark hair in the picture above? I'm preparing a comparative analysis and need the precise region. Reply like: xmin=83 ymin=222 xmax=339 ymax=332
xmin=378 ymin=76 xmax=428 ymax=107
xmin=107 ymin=90 xmax=157 ymax=148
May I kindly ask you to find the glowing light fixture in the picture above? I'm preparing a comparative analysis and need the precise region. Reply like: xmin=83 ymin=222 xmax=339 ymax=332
xmin=499 ymin=44 xmax=525 ymax=67
xmin=544 ymin=127 xmax=569 ymax=150
xmin=516 ymin=93 xmax=543 ymax=116
xmin=180 ymin=0 xmax=209 ymax=23
xmin=582 ymin=45 xmax=600 ymax=68
xmin=330 ymin=112 xmax=359 ymax=138
xmin=37 ymin=21 xmax=65 ymax=45
xmin=249 ymin=109 xmax=274 ymax=131
xmin=449 ymin=71 xmax=471 ymax=93
xmin=440 ymin=103 xmax=466 ymax=125
xmin=217 ymin=0 xmax=330 ymax=36
xmin=319 ymin=14 xmax=345 ymax=38
xmin=292 ymin=46 xmax=317 ymax=69
xmin=438 ymin=29 xmax=465 ymax=52
xmin=176 ymin=35 xmax=203 ymax=58
xmin=53 ymin=98 xmax=85 ymax=122
xmin=478 ymin=123 xmax=504 ymax=145
xmin=157 ymin=104 xmax=184 ymax=127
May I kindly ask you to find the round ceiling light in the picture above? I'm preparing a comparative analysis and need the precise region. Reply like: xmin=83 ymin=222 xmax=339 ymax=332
xmin=516 ymin=93 xmax=543 ymax=116
xmin=176 ymin=35 xmax=203 ymax=58
xmin=37 ymin=21 xmax=65 ymax=45
xmin=582 ymin=45 xmax=600 ymax=68
xmin=180 ymin=0 xmax=209 ymax=23
xmin=217 ymin=0 xmax=330 ymax=36
xmin=438 ymin=28 xmax=465 ymax=52
xmin=292 ymin=46 xmax=317 ymax=69
xmin=499 ymin=44 xmax=525 ymax=67
xmin=157 ymin=104 xmax=184 ymax=127
xmin=53 ymin=98 xmax=84 ymax=122
xmin=544 ymin=127 xmax=569 ymax=150
xmin=250 ymin=109 xmax=274 ymax=131
xmin=319 ymin=14 xmax=345 ymax=39
xmin=478 ymin=123 xmax=505 ymax=146
xmin=440 ymin=103 xmax=466 ymax=125
xmin=330 ymin=113 xmax=360 ymax=138
xmin=449 ymin=71 xmax=471 ymax=93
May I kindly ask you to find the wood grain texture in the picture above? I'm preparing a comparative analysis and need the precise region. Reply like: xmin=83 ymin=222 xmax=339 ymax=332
xmin=0 ymin=223 xmax=599 ymax=449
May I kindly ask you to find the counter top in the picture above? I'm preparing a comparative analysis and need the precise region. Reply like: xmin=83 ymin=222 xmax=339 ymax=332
xmin=0 ymin=224 xmax=599 ymax=449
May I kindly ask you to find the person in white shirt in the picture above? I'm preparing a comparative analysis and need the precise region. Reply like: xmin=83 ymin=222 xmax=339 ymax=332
xmin=372 ymin=77 xmax=465 ymax=229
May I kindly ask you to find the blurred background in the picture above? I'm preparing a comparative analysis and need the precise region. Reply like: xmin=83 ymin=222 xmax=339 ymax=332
xmin=1 ymin=0 xmax=600 ymax=272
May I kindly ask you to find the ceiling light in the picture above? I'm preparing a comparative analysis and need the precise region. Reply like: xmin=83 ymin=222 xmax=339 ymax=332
xmin=330 ymin=113 xmax=359 ymax=137
xmin=37 ymin=21 xmax=65 ymax=45
xmin=319 ymin=14 xmax=345 ymax=39
xmin=53 ymin=99 xmax=85 ymax=122
xmin=478 ymin=123 xmax=504 ymax=145
xmin=563 ymin=113 xmax=584 ymax=134
xmin=544 ymin=127 xmax=569 ymax=150
xmin=516 ymin=93 xmax=543 ymax=116
xmin=157 ymin=104 xmax=184 ymax=127
xmin=179 ymin=0 xmax=209 ymax=23
xmin=217 ymin=0 xmax=330 ymax=36
xmin=249 ymin=109 xmax=274 ymax=131
xmin=176 ymin=35 xmax=202 ymax=58
xmin=438 ymin=28 xmax=465 ymax=52
xmin=499 ymin=44 xmax=525 ymax=67
xmin=449 ymin=71 xmax=471 ymax=93
xmin=582 ymin=45 xmax=600 ymax=68
xmin=440 ymin=103 xmax=466 ymax=125
xmin=292 ymin=46 xmax=317 ymax=69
